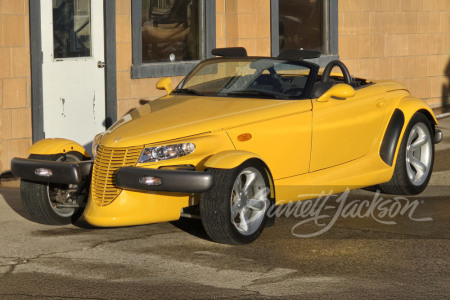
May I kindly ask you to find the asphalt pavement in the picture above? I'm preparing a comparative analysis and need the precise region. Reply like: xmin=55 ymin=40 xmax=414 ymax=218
xmin=0 ymin=117 xmax=449 ymax=299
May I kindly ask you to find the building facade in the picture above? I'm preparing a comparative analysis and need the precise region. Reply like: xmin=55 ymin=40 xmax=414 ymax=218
xmin=0 ymin=0 xmax=449 ymax=171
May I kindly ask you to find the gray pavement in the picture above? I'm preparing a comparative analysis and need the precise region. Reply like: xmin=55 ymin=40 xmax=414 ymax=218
xmin=0 ymin=117 xmax=449 ymax=299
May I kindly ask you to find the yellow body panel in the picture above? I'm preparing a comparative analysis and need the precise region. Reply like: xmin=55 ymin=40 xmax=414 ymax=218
xmin=99 ymin=96 xmax=303 ymax=148
xmin=84 ymin=190 xmax=190 ymax=227
xmin=28 ymin=138 xmax=90 ymax=157
xmin=275 ymin=152 xmax=392 ymax=204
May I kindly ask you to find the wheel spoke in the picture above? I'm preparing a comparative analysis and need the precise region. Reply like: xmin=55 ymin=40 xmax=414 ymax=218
xmin=411 ymin=135 xmax=428 ymax=150
xmin=409 ymin=127 xmax=418 ymax=141
xmin=239 ymin=210 xmax=249 ymax=232
xmin=231 ymin=202 xmax=239 ymax=218
xmin=247 ymin=198 xmax=265 ymax=211
xmin=232 ymin=181 xmax=242 ymax=199
xmin=242 ymin=172 xmax=257 ymax=194
xmin=249 ymin=209 xmax=265 ymax=225
xmin=410 ymin=156 xmax=427 ymax=173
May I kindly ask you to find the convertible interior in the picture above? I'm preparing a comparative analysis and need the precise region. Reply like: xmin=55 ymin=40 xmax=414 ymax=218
xmin=177 ymin=47 xmax=372 ymax=99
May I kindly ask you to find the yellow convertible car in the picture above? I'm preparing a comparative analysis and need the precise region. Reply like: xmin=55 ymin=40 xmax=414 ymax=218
xmin=11 ymin=48 xmax=442 ymax=244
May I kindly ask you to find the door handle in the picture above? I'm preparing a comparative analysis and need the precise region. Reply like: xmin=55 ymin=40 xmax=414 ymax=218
xmin=97 ymin=61 xmax=106 ymax=68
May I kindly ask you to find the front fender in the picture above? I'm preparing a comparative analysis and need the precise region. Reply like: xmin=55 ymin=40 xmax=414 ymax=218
xmin=28 ymin=138 xmax=90 ymax=158
xmin=204 ymin=150 xmax=275 ymax=201
xmin=204 ymin=150 xmax=266 ymax=169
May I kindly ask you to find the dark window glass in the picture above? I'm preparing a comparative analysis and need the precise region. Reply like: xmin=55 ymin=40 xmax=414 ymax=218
xmin=142 ymin=0 xmax=200 ymax=63
xmin=52 ymin=0 xmax=91 ymax=58
xmin=279 ymin=0 xmax=323 ymax=52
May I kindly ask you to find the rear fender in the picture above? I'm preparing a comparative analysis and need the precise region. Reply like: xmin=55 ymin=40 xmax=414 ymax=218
xmin=380 ymin=97 xmax=438 ymax=167
xmin=397 ymin=97 xmax=438 ymax=126
xmin=28 ymin=138 xmax=90 ymax=158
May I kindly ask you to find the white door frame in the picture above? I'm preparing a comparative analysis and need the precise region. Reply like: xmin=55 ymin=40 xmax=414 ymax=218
xmin=29 ymin=0 xmax=117 ymax=144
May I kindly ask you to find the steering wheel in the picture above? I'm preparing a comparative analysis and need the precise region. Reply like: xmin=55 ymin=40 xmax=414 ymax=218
xmin=321 ymin=60 xmax=353 ymax=84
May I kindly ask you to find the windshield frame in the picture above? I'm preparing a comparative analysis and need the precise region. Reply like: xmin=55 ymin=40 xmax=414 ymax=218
xmin=174 ymin=57 xmax=320 ymax=100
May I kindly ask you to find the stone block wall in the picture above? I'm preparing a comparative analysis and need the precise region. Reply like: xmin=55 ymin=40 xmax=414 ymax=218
xmin=339 ymin=0 xmax=450 ymax=108
xmin=0 ymin=0 xmax=32 ymax=171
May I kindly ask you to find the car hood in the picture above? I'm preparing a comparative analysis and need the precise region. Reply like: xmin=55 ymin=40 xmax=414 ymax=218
xmin=100 ymin=95 xmax=309 ymax=147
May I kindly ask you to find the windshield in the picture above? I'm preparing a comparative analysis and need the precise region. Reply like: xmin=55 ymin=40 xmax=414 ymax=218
xmin=174 ymin=58 xmax=315 ymax=99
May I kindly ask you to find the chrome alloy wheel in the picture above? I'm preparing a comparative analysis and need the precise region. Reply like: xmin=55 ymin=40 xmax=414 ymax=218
xmin=406 ymin=122 xmax=433 ymax=186
xmin=230 ymin=167 xmax=269 ymax=235
xmin=46 ymin=154 xmax=79 ymax=217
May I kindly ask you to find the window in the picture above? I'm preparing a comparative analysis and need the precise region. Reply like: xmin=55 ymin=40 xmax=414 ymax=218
xmin=53 ymin=0 xmax=92 ymax=58
xmin=141 ymin=0 xmax=200 ymax=63
xmin=132 ymin=0 xmax=215 ymax=78
xmin=271 ymin=0 xmax=338 ymax=65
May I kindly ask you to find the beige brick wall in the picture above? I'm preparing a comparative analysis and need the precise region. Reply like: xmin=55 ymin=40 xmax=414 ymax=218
xmin=216 ymin=0 xmax=271 ymax=56
xmin=339 ymin=0 xmax=450 ymax=108
xmin=0 ymin=0 xmax=32 ymax=171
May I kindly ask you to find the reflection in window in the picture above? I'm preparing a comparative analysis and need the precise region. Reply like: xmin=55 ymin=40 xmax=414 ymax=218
xmin=53 ymin=0 xmax=91 ymax=58
xmin=279 ymin=0 xmax=323 ymax=52
xmin=141 ymin=0 xmax=200 ymax=63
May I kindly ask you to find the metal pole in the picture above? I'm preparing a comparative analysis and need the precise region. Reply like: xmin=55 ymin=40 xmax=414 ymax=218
xmin=322 ymin=0 xmax=330 ymax=54
xmin=199 ymin=0 xmax=206 ymax=59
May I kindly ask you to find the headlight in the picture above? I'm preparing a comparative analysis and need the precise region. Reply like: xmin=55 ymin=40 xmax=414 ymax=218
xmin=138 ymin=143 xmax=195 ymax=163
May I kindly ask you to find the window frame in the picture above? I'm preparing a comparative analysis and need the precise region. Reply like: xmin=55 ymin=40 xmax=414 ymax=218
xmin=131 ymin=0 xmax=216 ymax=78
xmin=270 ymin=0 xmax=338 ymax=66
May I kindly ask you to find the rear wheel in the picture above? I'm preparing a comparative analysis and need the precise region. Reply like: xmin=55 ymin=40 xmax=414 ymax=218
xmin=21 ymin=152 xmax=87 ymax=225
xmin=380 ymin=113 xmax=434 ymax=195
xmin=200 ymin=159 xmax=272 ymax=244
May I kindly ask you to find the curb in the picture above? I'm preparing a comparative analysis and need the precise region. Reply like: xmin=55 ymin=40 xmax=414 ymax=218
xmin=436 ymin=112 xmax=450 ymax=120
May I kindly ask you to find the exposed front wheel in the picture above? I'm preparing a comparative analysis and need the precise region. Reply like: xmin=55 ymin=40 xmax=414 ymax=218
xmin=200 ymin=159 xmax=273 ymax=245
xmin=20 ymin=152 xmax=87 ymax=225
xmin=380 ymin=113 xmax=434 ymax=195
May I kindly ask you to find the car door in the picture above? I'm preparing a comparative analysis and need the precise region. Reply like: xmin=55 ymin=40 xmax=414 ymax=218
xmin=227 ymin=100 xmax=313 ymax=179
xmin=309 ymin=84 xmax=387 ymax=172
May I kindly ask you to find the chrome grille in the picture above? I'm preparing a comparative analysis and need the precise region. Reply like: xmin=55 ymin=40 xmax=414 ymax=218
xmin=91 ymin=145 xmax=143 ymax=206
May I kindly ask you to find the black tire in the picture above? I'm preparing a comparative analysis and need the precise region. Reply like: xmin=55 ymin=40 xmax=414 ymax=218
xmin=21 ymin=152 xmax=86 ymax=225
xmin=379 ymin=113 xmax=434 ymax=195
xmin=200 ymin=159 xmax=273 ymax=245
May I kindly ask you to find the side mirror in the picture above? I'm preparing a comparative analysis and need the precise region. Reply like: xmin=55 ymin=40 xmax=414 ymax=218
xmin=317 ymin=84 xmax=355 ymax=102
xmin=156 ymin=77 xmax=173 ymax=94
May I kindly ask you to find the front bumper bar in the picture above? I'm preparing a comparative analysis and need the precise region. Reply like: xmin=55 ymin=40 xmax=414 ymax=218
xmin=11 ymin=157 xmax=93 ymax=184
xmin=11 ymin=157 xmax=213 ymax=193
xmin=115 ymin=167 xmax=214 ymax=193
